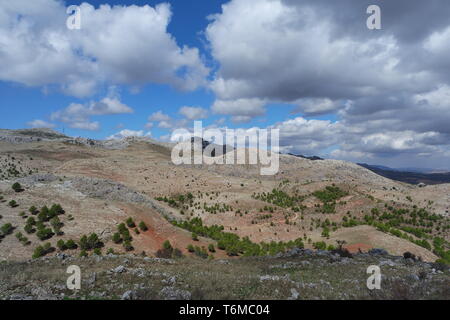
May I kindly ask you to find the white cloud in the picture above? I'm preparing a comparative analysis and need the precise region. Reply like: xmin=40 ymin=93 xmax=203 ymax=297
xmin=0 ymin=0 xmax=209 ymax=97
xmin=27 ymin=119 xmax=55 ymax=129
xmin=148 ymin=111 xmax=171 ymax=122
xmin=107 ymin=129 xmax=151 ymax=140
xmin=179 ymin=106 xmax=208 ymax=120
xmin=50 ymin=96 xmax=133 ymax=131
xmin=211 ymin=98 xmax=267 ymax=117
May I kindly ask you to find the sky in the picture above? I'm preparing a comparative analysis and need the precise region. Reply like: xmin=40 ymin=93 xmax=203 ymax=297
xmin=0 ymin=0 xmax=450 ymax=170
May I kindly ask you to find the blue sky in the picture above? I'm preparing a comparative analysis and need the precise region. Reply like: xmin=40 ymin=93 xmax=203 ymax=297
xmin=1 ymin=0 xmax=450 ymax=169
xmin=0 ymin=0 xmax=320 ymax=140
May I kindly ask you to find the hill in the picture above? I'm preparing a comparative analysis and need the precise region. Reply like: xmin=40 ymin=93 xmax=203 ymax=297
xmin=0 ymin=128 xmax=449 ymax=300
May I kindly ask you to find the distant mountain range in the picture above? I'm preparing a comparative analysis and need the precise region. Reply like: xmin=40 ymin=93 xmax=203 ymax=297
xmin=287 ymin=153 xmax=324 ymax=161
xmin=357 ymin=163 xmax=450 ymax=185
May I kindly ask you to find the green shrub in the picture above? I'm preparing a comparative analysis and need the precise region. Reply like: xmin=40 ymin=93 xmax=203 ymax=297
xmin=126 ymin=217 xmax=135 ymax=228
xmin=65 ymin=239 xmax=77 ymax=250
xmin=138 ymin=221 xmax=148 ymax=231
xmin=57 ymin=239 xmax=66 ymax=251
xmin=36 ymin=227 xmax=53 ymax=241
xmin=208 ymin=244 xmax=215 ymax=252
xmin=163 ymin=240 xmax=172 ymax=250
xmin=32 ymin=245 xmax=45 ymax=259
xmin=79 ymin=250 xmax=88 ymax=257
xmin=12 ymin=182 xmax=23 ymax=192
xmin=313 ymin=241 xmax=327 ymax=250
xmin=123 ymin=240 xmax=134 ymax=251
xmin=8 ymin=200 xmax=18 ymax=208
xmin=1 ymin=223 xmax=14 ymax=235
xmin=24 ymin=223 xmax=34 ymax=234
xmin=112 ymin=232 xmax=122 ymax=244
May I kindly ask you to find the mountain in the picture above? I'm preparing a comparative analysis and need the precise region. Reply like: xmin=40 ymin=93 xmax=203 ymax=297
xmin=0 ymin=128 xmax=448 ymax=300
xmin=358 ymin=163 xmax=450 ymax=185
xmin=287 ymin=153 xmax=324 ymax=161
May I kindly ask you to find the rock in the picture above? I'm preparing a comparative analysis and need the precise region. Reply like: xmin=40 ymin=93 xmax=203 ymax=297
xmin=407 ymin=274 xmax=420 ymax=282
xmin=404 ymin=258 xmax=415 ymax=266
xmin=112 ymin=265 xmax=126 ymax=273
xmin=379 ymin=259 xmax=396 ymax=267
xmin=121 ymin=290 xmax=135 ymax=300
xmin=159 ymin=287 xmax=191 ymax=300
xmin=8 ymin=294 xmax=33 ymax=300
xmin=260 ymin=275 xmax=280 ymax=281
xmin=288 ymin=288 xmax=300 ymax=300
xmin=166 ymin=276 xmax=176 ymax=285
xmin=87 ymin=272 xmax=96 ymax=286
xmin=368 ymin=248 xmax=388 ymax=256
xmin=56 ymin=253 xmax=69 ymax=260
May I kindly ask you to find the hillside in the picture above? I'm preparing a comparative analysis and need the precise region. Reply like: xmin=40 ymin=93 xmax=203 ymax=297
xmin=0 ymin=128 xmax=449 ymax=300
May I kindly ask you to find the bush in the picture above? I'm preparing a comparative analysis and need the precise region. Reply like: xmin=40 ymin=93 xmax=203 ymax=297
xmin=192 ymin=232 xmax=199 ymax=241
xmin=112 ymin=232 xmax=122 ymax=244
xmin=12 ymin=182 xmax=23 ymax=192
xmin=29 ymin=206 xmax=37 ymax=215
xmin=32 ymin=245 xmax=45 ymax=259
xmin=36 ymin=227 xmax=53 ymax=241
xmin=79 ymin=250 xmax=88 ymax=257
xmin=117 ymin=223 xmax=127 ymax=234
xmin=187 ymin=244 xmax=195 ymax=252
xmin=8 ymin=200 xmax=18 ymax=208
xmin=208 ymin=244 xmax=215 ymax=253
xmin=57 ymin=239 xmax=66 ymax=251
xmin=123 ymin=240 xmax=134 ymax=252
xmin=126 ymin=217 xmax=136 ymax=228
xmin=121 ymin=229 xmax=132 ymax=242
xmin=138 ymin=221 xmax=148 ymax=231
xmin=163 ymin=240 xmax=172 ymax=250
xmin=1 ymin=223 xmax=14 ymax=235
xmin=313 ymin=241 xmax=327 ymax=250
xmin=65 ymin=239 xmax=77 ymax=250
xmin=24 ymin=223 xmax=34 ymax=234
xmin=93 ymin=248 xmax=102 ymax=255
xmin=49 ymin=204 xmax=64 ymax=216
xmin=37 ymin=211 xmax=48 ymax=222
xmin=87 ymin=233 xmax=103 ymax=249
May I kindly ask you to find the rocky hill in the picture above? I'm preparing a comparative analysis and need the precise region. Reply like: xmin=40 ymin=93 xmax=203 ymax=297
xmin=0 ymin=128 xmax=449 ymax=300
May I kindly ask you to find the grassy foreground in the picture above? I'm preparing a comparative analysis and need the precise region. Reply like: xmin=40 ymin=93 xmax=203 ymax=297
xmin=0 ymin=250 xmax=449 ymax=300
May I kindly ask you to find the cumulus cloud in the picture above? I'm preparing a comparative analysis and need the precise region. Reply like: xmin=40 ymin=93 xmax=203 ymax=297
xmin=0 ymin=0 xmax=209 ymax=97
xmin=204 ymin=0 xmax=450 ymax=168
xmin=148 ymin=111 xmax=171 ymax=122
xmin=179 ymin=106 xmax=208 ymax=120
xmin=50 ymin=96 xmax=133 ymax=131
xmin=107 ymin=129 xmax=151 ymax=140
xmin=211 ymin=98 xmax=267 ymax=119
xmin=27 ymin=119 xmax=55 ymax=129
